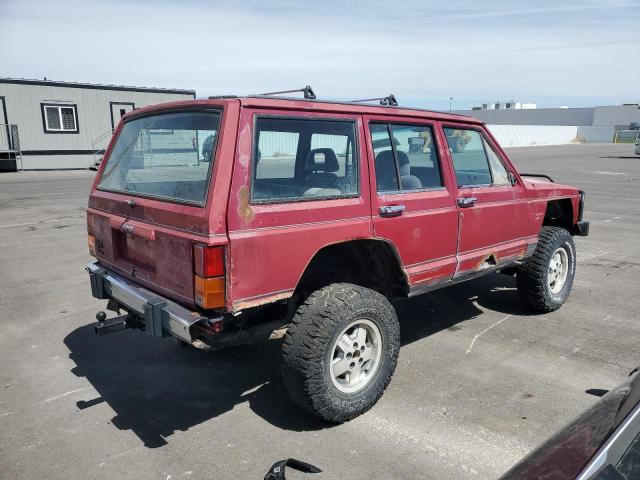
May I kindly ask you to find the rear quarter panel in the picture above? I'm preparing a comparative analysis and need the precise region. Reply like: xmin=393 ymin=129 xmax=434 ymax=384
xmin=225 ymin=107 xmax=373 ymax=311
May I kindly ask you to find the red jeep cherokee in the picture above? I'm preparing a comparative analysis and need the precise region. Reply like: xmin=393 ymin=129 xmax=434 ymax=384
xmin=86 ymin=88 xmax=589 ymax=422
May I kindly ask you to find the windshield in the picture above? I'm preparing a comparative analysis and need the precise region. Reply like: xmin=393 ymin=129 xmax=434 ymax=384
xmin=98 ymin=110 xmax=221 ymax=205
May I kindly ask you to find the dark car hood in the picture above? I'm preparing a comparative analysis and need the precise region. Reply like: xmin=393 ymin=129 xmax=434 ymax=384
xmin=501 ymin=369 xmax=640 ymax=480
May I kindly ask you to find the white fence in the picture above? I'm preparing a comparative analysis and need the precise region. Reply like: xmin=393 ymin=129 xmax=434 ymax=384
xmin=577 ymin=125 xmax=615 ymax=143
xmin=486 ymin=124 xmax=615 ymax=147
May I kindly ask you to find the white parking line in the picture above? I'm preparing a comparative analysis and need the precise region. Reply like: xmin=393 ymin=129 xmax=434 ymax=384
xmin=42 ymin=387 xmax=89 ymax=404
xmin=465 ymin=314 xmax=513 ymax=354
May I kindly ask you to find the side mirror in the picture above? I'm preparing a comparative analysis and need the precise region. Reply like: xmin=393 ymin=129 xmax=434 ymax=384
xmin=508 ymin=171 xmax=518 ymax=186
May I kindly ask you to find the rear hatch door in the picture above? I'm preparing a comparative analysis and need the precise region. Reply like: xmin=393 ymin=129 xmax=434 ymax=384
xmin=88 ymin=106 xmax=228 ymax=307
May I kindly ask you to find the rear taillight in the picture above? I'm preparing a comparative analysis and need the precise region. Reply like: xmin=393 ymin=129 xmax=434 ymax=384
xmin=193 ymin=244 xmax=224 ymax=277
xmin=88 ymin=234 xmax=96 ymax=257
xmin=193 ymin=245 xmax=225 ymax=309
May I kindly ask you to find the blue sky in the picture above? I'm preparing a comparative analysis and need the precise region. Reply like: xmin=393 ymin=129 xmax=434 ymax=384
xmin=0 ymin=0 xmax=638 ymax=109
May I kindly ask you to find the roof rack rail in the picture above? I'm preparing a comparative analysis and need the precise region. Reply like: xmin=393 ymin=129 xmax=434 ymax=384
xmin=256 ymin=85 xmax=316 ymax=100
xmin=351 ymin=94 xmax=398 ymax=107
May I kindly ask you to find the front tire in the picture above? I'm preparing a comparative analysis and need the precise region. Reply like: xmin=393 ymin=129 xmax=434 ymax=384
xmin=517 ymin=226 xmax=576 ymax=312
xmin=281 ymin=283 xmax=400 ymax=423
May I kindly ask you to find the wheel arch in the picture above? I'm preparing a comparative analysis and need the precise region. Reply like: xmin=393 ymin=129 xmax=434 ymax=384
xmin=293 ymin=238 xmax=409 ymax=302
xmin=543 ymin=198 xmax=574 ymax=232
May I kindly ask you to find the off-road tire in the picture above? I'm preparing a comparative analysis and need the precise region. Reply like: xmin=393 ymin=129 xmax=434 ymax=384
xmin=281 ymin=283 xmax=400 ymax=423
xmin=517 ymin=226 xmax=576 ymax=312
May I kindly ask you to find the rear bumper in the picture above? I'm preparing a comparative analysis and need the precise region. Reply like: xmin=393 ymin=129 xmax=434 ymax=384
xmin=86 ymin=261 xmax=206 ymax=342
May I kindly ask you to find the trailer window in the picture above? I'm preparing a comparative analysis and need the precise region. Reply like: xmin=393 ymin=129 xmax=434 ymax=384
xmin=41 ymin=104 xmax=78 ymax=133
xmin=98 ymin=110 xmax=221 ymax=205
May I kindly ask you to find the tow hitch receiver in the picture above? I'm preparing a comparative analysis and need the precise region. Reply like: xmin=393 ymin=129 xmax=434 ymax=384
xmin=94 ymin=311 xmax=130 ymax=336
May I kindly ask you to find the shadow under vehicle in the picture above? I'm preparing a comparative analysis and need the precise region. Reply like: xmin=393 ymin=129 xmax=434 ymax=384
xmin=68 ymin=272 xmax=519 ymax=447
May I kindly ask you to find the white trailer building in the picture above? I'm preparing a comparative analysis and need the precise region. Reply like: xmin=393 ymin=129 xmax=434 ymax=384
xmin=0 ymin=78 xmax=195 ymax=171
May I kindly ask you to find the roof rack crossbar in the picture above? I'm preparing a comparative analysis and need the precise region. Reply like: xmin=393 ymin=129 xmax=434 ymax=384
xmin=351 ymin=94 xmax=398 ymax=107
xmin=256 ymin=86 xmax=316 ymax=100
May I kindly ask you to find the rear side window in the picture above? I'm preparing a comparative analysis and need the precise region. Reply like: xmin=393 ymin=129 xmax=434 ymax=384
xmin=252 ymin=117 xmax=358 ymax=202
xmin=370 ymin=123 xmax=443 ymax=193
xmin=98 ymin=110 xmax=221 ymax=205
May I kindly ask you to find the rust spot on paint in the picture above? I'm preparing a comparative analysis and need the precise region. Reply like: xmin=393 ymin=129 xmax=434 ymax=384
xmin=238 ymin=123 xmax=252 ymax=167
xmin=478 ymin=253 xmax=498 ymax=270
xmin=237 ymin=185 xmax=255 ymax=223
xmin=234 ymin=291 xmax=293 ymax=312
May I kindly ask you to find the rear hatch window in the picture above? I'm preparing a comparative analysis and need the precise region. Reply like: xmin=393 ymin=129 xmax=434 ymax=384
xmin=98 ymin=110 xmax=221 ymax=205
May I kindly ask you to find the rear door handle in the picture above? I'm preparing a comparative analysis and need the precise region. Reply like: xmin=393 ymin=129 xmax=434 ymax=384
xmin=379 ymin=205 xmax=405 ymax=217
xmin=457 ymin=197 xmax=477 ymax=208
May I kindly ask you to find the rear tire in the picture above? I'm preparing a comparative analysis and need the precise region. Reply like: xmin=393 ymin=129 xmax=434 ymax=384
xmin=517 ymin=226 xmax=576 ymax=312
xmin=281 ymin=283 xmax=400 ymax=423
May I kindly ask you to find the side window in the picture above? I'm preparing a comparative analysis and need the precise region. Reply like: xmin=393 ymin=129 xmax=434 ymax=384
xmin=389 ymin=124 xmax=442 ymax=189
xmin=252 ymin=117 xmax=358 ymax=202
xmin=444 ymin=128 xmax=492 ymax=187
xmin=370 ymin=123 xmax=442 ymax=193
xmin=483 ymin=137 xmax=510 ymax=186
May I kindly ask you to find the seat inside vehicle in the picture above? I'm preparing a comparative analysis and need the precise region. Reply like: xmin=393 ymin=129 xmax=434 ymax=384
xmin=375 ymin=150 xmax=424 ymax=191
xmin=253 ymin=146 xmax=354 ymax=200
xmin=396 ymin=151 xmax=423 ymax=189
xmin=122 ymin=180 xmax=207 ymax=203
xmin=305 ymin=148 xmax=340 ymax=188
xmin=375 ymin=150 xmax=399 ymax=191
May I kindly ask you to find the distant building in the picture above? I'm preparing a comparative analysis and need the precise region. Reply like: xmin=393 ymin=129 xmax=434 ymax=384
xmin=456 ymin=104 xmax=640 ymax=128
xmin=471 ymin=100 xmax=537 ymax=111
xmin=455 ymin=102 xmax=640 ymax=146
xmin=0 ymin=78 xmax=195 ymax=171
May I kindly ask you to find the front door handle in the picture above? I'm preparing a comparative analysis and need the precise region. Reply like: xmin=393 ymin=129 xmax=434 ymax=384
xmin=457 ymin=196 xmax=477 ymax=208
xmin=379 ymin=205 xmax=406 ymax=217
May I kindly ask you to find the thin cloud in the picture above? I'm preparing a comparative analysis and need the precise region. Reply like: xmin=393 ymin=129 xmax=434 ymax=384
xmin=431 ymin=1 xmax=637 ymax=20
xmin=0 ymin=0 xmax=638 ymax=108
